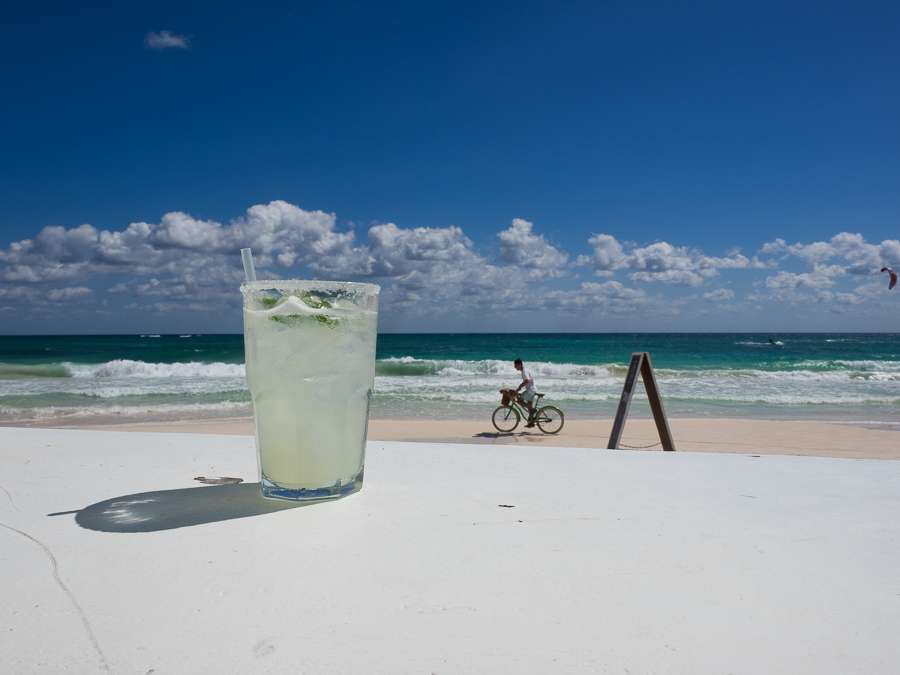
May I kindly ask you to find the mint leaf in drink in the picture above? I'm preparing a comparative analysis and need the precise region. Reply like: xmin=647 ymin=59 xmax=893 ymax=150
xmin=261 ymin=297 xmax=280 ymax=309
xmin=296 ymin=291 xmax=328 ymax=309
xmin=270 ymin=313 xmax=341 ymax=329
xmin=315 ymin=314 xmax=340 ymax=328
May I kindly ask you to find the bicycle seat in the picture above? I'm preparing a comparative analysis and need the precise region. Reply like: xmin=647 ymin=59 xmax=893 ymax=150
xmin=536 ymin=393 xmax=545 ymax=398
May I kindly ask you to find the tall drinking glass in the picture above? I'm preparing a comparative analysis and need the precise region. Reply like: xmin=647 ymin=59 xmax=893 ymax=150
xmin=241 ymin=280 xmax=379 ymax=501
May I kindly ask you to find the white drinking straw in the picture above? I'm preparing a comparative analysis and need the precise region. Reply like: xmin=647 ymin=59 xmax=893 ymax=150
xmin=241 ymin=248 xmax=257 ymax=282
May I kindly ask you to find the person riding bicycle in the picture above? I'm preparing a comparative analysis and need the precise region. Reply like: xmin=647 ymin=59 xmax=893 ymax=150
xmin=513 ymin=358 xmax=539 ymax=427
xmin=493 ymin=361 xmax=563 ymax=435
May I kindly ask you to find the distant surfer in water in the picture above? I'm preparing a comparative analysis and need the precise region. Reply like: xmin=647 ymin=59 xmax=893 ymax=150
xmin=769 ymin=339 xmax=776 ymax=345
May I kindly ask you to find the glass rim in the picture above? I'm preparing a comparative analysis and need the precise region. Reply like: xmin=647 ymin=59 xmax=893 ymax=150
xmin=241 ymin=279 xmax=380 ymax=295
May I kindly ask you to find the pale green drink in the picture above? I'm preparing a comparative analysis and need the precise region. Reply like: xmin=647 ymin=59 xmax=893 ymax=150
xmin=241 ymin=280 xmax=379 ymax=501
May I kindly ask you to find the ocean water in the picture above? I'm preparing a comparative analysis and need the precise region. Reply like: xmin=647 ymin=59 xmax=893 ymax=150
xmin=0 ymin=333 xmax=898 ymax=427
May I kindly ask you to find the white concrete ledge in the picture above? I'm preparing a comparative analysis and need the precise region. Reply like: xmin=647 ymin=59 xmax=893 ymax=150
xmin=1 ymin=427 xmax=898 ymax=674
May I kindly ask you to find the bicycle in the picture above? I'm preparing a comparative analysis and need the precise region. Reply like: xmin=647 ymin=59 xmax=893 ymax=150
xmin=491 ymin=393 xmax=565 ymax=434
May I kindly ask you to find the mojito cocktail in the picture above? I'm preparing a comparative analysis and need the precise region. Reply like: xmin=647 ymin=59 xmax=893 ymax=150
xmin=241 ymin=280 xmax=379 ymax=501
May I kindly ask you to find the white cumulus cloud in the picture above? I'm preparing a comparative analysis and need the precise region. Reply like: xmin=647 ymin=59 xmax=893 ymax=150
xmin=703 ymin=288 xmax=734 ymax=302
xmin=144 ymin=31 xmax=191 ymax=50
xmin=0 ymin=202 xmax=583 ymax=321
xmin=755 ymin=232 xmax=900 ymax=304
xmin=2 ymin=203 xmax=896 ymax=327
xmin=496 ymin=218 xmax=568 ymax=278
xmin=577 ymin=234 xmax=766 ymax=286
xmin=47 ymin=287 xmax=95 ymax=303
xmin=761 ymin=232 xmax=900 ymax=276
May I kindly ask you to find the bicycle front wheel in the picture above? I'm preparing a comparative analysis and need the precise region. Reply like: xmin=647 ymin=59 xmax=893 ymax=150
xmin=536 ymin=406 xmax=564 ymax=434
xmin=492 ymin=405 xmax=520 ymax=432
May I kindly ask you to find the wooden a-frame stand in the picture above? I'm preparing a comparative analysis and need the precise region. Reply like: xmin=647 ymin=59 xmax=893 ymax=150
xmin=607 ymin=352 xmax=676 ymax=452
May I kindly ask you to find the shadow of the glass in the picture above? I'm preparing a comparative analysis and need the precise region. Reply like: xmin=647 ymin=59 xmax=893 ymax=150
xmin=72 ymin=483 xmax=312 ymax=533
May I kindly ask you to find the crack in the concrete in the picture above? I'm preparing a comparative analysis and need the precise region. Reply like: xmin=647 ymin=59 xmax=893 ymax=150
xmin=0 ymin=483 xmax=19 ymax=511
xmin=0 ymin=521 xmax=110 ymax=672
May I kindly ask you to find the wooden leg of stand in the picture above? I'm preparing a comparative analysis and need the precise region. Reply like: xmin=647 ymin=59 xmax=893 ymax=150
xmin=640 ymin=353 xmax=676 ymax=452
xmin=608 ymin=352 xmax=644 ymax=449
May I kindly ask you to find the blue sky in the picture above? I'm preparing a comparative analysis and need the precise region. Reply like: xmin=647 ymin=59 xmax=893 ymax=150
xmin=1 ymin=0 xmax=899 ymax=334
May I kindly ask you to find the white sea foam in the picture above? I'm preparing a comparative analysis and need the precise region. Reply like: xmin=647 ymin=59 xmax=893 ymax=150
xmin=379 ymin=357 xmax=900 ymax=382
xmin=0 ymin=360 xmax=248 ymax=409
xmin=66 ymin=360 xmax=245 ymax=379
xmin=834 ymin=359 xmax=900 ymax=371
xmin=1 ymin=400 xmax=251 ymax=421
xmin=378 ymin=357 xmax=614 ymax=378
xmin=3 ymin=353 xmax=900 ymax=423
xmin=369 ymin=355 xmax=900 ymax=412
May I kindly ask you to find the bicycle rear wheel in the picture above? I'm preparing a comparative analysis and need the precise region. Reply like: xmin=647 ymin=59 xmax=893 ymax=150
xmin=536 ymin=406 xmax=564 ymax=434
xmin=492 ymin=405 xmax=520 ymax=432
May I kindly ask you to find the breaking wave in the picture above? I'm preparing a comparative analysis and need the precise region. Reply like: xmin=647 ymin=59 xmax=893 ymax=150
xmin=70 ymin=360 xmax=246 ymax=379
xmin=3 ymin=343 xmax=900 ymax=423
xmin=0 ymin=360 xmax=246 ymax=380
xmin=377 ymin=357 xmax=614 ymax=378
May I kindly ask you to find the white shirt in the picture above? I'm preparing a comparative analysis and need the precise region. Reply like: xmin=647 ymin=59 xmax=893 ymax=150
xmin=521 ymin=367 xmax=537 ymax=393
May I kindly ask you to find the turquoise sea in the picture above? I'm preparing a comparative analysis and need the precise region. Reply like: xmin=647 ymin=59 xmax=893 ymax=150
xmin=0 ymin=333 xmax=898 ymax=427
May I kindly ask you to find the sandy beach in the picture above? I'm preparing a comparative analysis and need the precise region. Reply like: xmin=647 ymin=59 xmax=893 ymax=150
xmin=54 ymin=416 xmax=900 ymax=461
